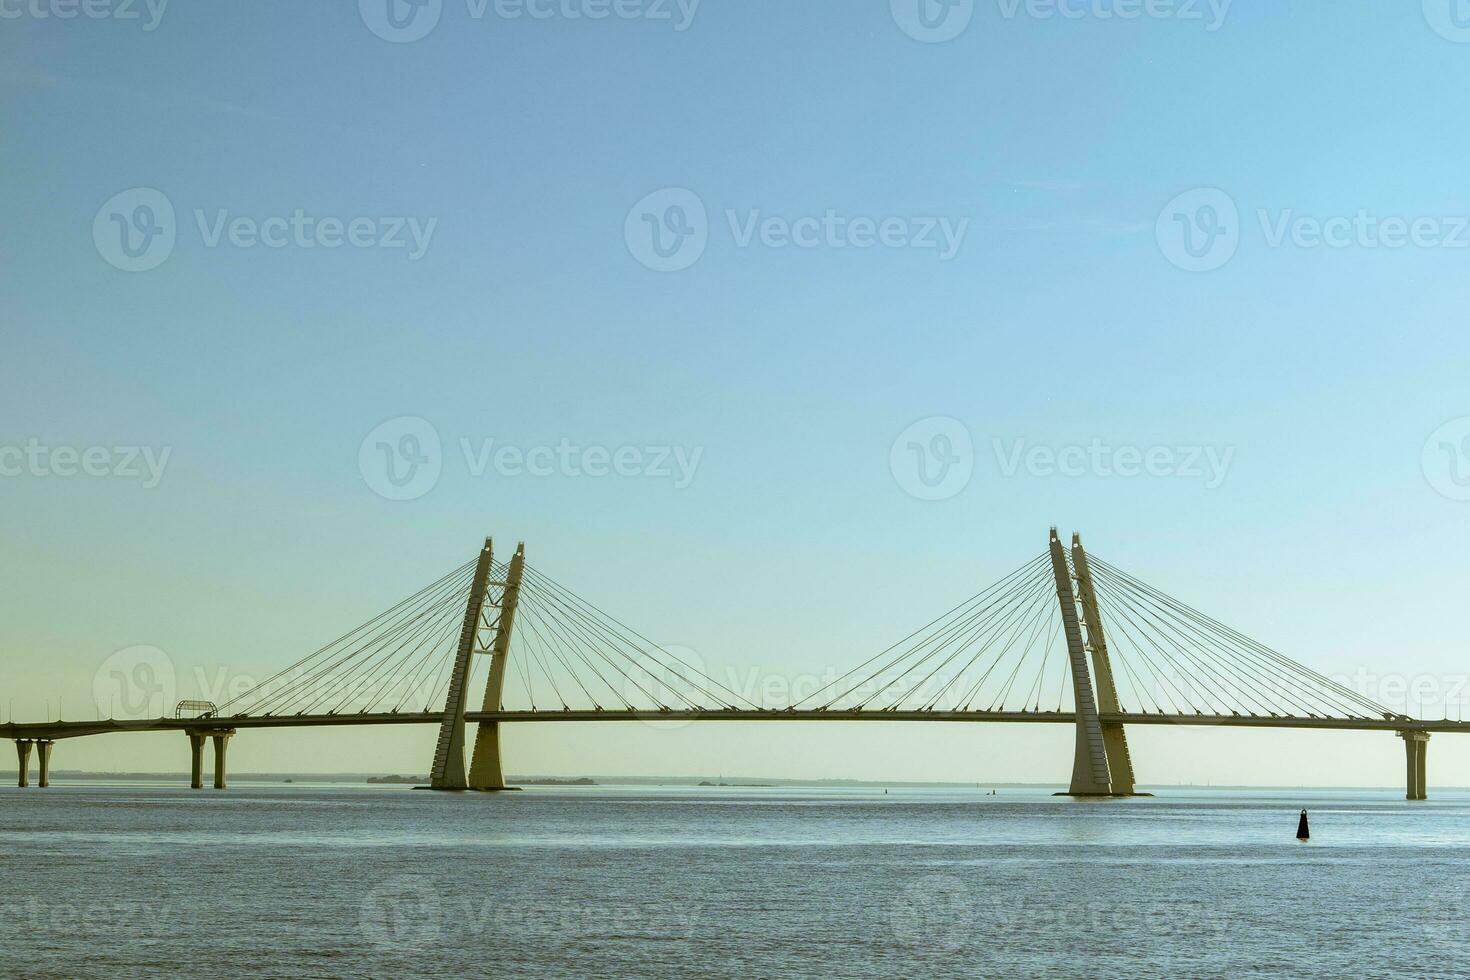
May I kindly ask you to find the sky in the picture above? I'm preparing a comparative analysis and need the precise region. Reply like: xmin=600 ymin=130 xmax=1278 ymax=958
xmin=3 ymin=0 xmax=1470 ymax=787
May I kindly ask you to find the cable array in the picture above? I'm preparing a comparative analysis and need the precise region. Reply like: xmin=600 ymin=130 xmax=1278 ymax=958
xmin=215 ymin=559 xmax=480 ymax=717
xmin=209 ymin=542 xmax=1398 ymax=724
xmin=499 ymin=563 xmax=760 ymax=712
xmin=213 ymin=555 xmax=762 ymax=718
xmin=1084 ymin=553 xmax=1395 ymax=720
xmin=793 ymin=553 xmax=1077 ymax=713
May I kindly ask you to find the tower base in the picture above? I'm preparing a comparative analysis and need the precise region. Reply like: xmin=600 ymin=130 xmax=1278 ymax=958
xmin=1052 ymin=791 xmax=1154 ymax=797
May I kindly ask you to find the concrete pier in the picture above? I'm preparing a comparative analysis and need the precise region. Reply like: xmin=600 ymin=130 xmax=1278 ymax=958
xmin=188 ymin=733 xmax=206 ymax=789
xmin=1399 ymin=731 xmax=1429 ymax=800
xmin=35 ymin=740 xmax=53 ymax=788
xmin=15 ymin=740 xmax=32 ymax=788
xmin=211 ymin=733 xmax=230 ymax=789
xmin=186 ymin=730 xmax=235 ymax=789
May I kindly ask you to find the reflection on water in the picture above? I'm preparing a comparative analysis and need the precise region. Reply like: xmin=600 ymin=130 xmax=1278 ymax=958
xmin=1 ymin=784 xmax=1464 ymax=977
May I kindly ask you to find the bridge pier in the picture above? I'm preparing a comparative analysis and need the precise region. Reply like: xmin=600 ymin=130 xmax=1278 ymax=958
xmin=469 ymin=722 xmax=507 ymax=791
xmin=188 ymin=733 xmax=205 ymax=789
xmin=1399 ymin=731 xmax=1429 ymax=801
xmin=212 ymin=733 xmax=230 ymax=790
xmin=15 ymin=740 xmax=32 ymax=787
xmin=186 ymin=730 xmax=235 ymax=789
xmin=35 ymin=740 xmax=53 ymax=788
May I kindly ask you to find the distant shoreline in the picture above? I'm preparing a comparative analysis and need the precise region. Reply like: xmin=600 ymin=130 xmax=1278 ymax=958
xmin=3 ymin=771 xmax=1452 ymax=791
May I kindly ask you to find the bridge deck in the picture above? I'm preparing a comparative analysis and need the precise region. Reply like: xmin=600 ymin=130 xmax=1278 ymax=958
xmin=2 ymin=709 xmax=1458 ymax=742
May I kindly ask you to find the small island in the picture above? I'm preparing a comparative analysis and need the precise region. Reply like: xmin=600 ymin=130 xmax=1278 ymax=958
xmin=519 ymin=777 xmax=596 ymax=786
xmin=366 ymin=775 xmax=596 ymax=785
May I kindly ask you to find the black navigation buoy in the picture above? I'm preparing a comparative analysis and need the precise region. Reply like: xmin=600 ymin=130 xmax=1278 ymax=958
xmin=1296 ymin=808 xmax=1310 ymax=841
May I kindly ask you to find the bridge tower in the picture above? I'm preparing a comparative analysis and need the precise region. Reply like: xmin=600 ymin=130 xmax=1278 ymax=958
xmin=428 ymin=538 xmax=497 ymax=790
xmin=467 ymin=543 xmax=526 ymax=791
xmin=1071 ymin=533 xmax=1139 ymax=795
xmin=1048 ymin=528 xmax=1115 ymax=796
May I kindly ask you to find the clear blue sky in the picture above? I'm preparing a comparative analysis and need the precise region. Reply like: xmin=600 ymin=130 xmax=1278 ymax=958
xmin=4 ymin=1 xmax=1470 ymax=785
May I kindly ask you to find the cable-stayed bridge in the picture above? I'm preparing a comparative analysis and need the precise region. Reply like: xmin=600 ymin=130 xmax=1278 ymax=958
xmin=2 ymin=530 xmax=1447 ymax=799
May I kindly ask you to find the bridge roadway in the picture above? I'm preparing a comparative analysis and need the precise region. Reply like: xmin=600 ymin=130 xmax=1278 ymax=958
xmin=3 ymin=708 xmax=1464 ymax=742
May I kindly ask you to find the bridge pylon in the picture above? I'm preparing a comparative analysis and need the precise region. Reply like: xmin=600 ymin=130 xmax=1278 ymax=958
xmin=1051 ymin=528 xmax=1139 ymax=797
xmin=1072 ymin=533 xmax=1143 ymax=796
xmin=467 ymin=542 xmax=526 ymax=791
xmin=428 ymin=538 xmax=497 ymax=790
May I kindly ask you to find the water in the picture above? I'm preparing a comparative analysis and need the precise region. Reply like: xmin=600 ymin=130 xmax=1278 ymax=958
xmin=1 ymin=783 xmax=1464 ymax=978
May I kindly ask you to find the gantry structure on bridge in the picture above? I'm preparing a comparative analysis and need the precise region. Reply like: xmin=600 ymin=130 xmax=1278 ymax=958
xmin=1 ymin=530 xmax=1445 ymax=800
